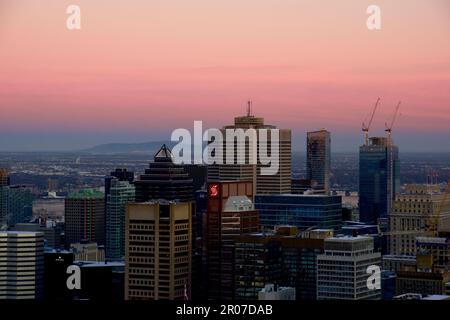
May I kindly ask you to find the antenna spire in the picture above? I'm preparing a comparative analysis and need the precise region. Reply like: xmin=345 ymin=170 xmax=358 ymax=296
xmin=247 ymin=100 xmax=252 ymax=117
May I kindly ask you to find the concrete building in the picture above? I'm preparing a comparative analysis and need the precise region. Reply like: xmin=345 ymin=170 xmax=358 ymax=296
xmin=0 ymin=231 xmax=44 ymax=299
xmin=207 ymin=106 xmax=292 ymax=195
xmin=125 ymin=201 xmax=193 ymax=300
xmin=389 ymin=184 xmax=450 ymax=255
xmin=317 ymin=236 xmax=382 ymax=300
xmin=307 ymin=129 xmax=331 ymax=194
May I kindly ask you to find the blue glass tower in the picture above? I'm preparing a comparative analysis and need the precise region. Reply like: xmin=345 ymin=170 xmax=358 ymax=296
xmin=255 ymin=194 xmax=342 ymax=231
xmin=359 ymin=137 xmax=400 ymax=224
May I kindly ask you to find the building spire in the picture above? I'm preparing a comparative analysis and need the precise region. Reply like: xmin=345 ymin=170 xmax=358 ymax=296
xmin=246 ymin=100 xmax=253 ymax=117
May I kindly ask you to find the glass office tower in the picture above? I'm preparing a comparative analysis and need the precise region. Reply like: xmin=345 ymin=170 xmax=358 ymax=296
xmin=359 ymin=137 xmax=400 ymax=224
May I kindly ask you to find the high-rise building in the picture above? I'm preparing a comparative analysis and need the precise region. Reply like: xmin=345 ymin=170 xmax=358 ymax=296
xmin=389 ymin=184 xmax=450 ymax=255
xmin=255 ymin=194 xmax=342 ymax=231
xmin=317 ymin=236 xmax=382 ymax=300
xmin=7 ymin=184 xmax=34 ymax=227
xmin=234 ymin=226 xmax=332 ymax=300
xmin=0 ymin=169 xmax=8 ymax=230
xmin=204 ymin=181 xmax=257 ymax=300
xmin=106 ymin=179 xmax=135 ymax=260
xmin=359 ymin=137 xmax=400 ymax=224
xmin=135 ymin=145 xmax=194 ymax=202
xmin=64 ymin=189 xmax=105 ymax=247
xmin=124 ymin=201 xmax=193 ymax=300
xmin=307 ymin=129 xmax=331 ymax=194
xmin=207 ymin=106 xmax=292 ymax=195
xmin=0 ymin=231 xmax=44 ymax=299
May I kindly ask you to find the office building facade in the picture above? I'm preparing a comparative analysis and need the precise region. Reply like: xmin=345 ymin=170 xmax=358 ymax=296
xmin=125 ymin=201 xmax=193 ymax=300
xmin=134 ymin=144 xmax=194 ymax=203
xmin=359 ymin=137 xmax=400 ymax=224
xmin=64 ymin=189 xmax=105 ymax=247
xmin=0 ymin=231 xmax=44 ymax=299
xmin=389 ymin=184 xmax=450 ymax=255
xmin=317 ymin=236 xmax=382 ymax=300
xmin=307 ymin=129 xmax=331 ymax=194
xmin=106 ymin=179 xmax=135 ymax=260
xmin=255 ymin=194 xmax=342 ymax=231
xmin=207 ymin=108 xmax=292 ymax=195
xmin=204 ymin=180 xmax=256 ymax=300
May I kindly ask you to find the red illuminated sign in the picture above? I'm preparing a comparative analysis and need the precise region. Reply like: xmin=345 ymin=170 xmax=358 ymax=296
xmin=209 ymin=184 xmax=219 ymax=198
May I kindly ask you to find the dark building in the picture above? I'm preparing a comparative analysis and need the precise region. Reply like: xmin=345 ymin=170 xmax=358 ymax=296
xmin=204 ymin=181 xmax=257 ymax=300
xmin=255 ymin=194 xmax=342 ymax=231
xmin=134 ymin=145 xmax=194 ymax=202
xmin=44 ymin=250 xmax=74 ymax=300
xmin=74 ymin=261 xmax=125 ymax=301
xmin=307 ymin=130 xmax=331 ymax=194
xmin=183 ymin=164 xmax=207 ymax=192
xmin=7 ymin=184 xmax=34 ymax=227
xmin=0 ymin=169 xmax=9 ymax=229
xmin=359 ymin=137 xmax=400 ymax=224
xmin=234 ymin=226 xmax=331 ymax=300
xmin=64 ymin=189 xmax=105 ymax=247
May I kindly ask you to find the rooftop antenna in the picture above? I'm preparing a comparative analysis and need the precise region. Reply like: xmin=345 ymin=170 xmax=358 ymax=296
xmin=247 ymin=100 xmax=252 ymax=117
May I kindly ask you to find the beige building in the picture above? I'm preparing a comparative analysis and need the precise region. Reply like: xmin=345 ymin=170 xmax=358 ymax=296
xmin=125 ymin=201 xmax=192 ymax=300
xmin=208 ymin=105 xmax=292 ymax=195
xmin=389 ymin=184 xmax=450 ymax=255
xmin=71 ymin=241 xmax=105 ymax=262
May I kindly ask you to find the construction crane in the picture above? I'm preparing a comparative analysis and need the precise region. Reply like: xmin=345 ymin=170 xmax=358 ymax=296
xmin=385 ymin=101 xmax=401 ymax=145
xmin=425 ymin=179 xmax=450 ymax=237
xmin=362 ymin=97 xmax=381 ymax=146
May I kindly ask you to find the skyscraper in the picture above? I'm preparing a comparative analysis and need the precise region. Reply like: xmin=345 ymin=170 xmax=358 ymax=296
xmin=207 ymin=104 xmax=292 ymax=195
xmin=7 ymin=184 xmax=34 ymax=227
xmin=124 ymin=201 xmax=193 ymax=300
xmin=64 ymin=189 xmax=105 ymax=247
xmin=317 ymin=236 xmax=381 ymax=300
xmin=106 ymin=179 xmax=135 ymax=260
xmin=134 ymin=145 xmax=194 ymax=202
xmin=0 ymin=231 xmax=44 ymax=299
xmin=307 ymin=129 xmax=331 ymax=194
xmin=359 ymin=137 xmax=400 ymax=224
xmin=0 ymin=169 xmax=9 ymax=230
xmin=204 ymin=180 xmax=257 ymax=300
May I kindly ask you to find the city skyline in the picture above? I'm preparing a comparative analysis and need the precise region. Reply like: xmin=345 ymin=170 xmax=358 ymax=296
xmin=1 ymin=0 xmax=449 ymax=152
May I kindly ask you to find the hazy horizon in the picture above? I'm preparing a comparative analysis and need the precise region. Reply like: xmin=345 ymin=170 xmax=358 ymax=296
xmin=1 ymin=1 xmax=449 ymax=152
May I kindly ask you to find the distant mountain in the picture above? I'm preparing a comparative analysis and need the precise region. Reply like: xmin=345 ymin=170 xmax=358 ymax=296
xmin=81 ymin=141 xmax=173 ymax=154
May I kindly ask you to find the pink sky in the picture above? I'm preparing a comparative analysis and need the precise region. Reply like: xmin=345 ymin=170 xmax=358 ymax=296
xmin=0 ymin=0 xmax=449 ymax=150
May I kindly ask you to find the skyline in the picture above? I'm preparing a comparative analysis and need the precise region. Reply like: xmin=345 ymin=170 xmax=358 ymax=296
xmin=1 ymin=0 xmax=449 ymax=151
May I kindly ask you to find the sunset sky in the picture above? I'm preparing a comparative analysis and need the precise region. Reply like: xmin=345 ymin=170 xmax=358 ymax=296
xmin=0 ymin=0 xmax=449 ymax=151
